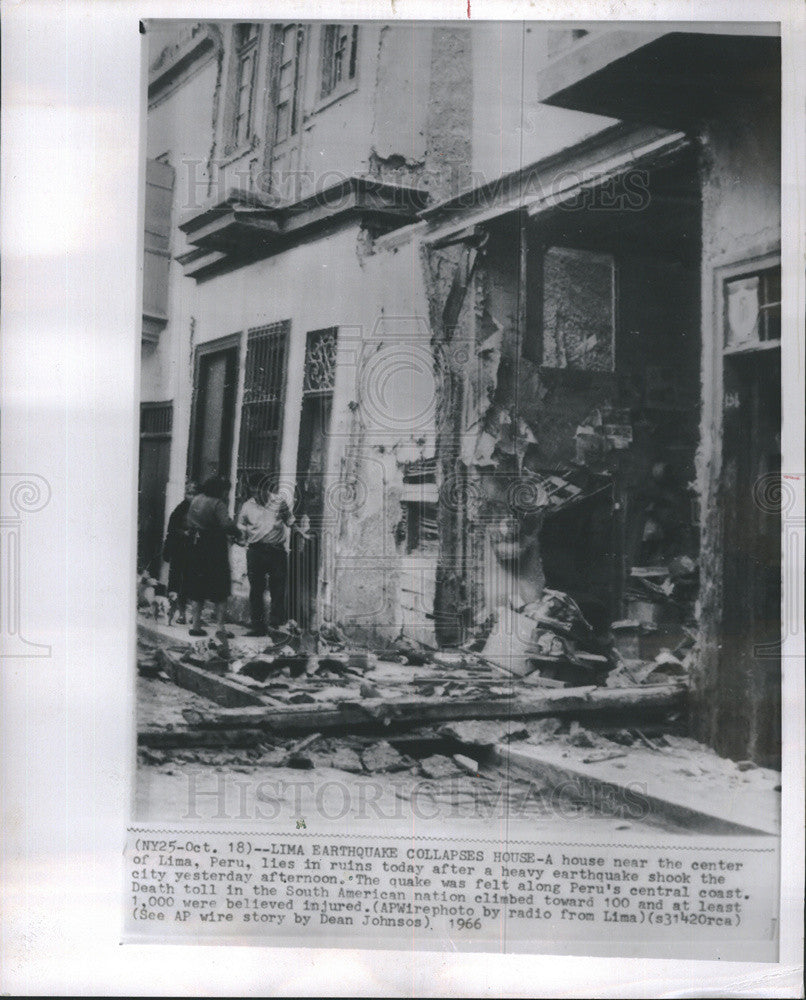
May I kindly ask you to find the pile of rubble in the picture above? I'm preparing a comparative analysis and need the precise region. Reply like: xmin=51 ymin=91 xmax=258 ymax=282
xmin=136 ymin=663 xmax=678 ymax=784
xmin=474 ymin=587 xmax=695 ymax=690
xmin=136 ymin=589 xmax=782 ymax=834
xmin=136 ymin=608 xmax=690 ymax=764
xmin=135 ymin=579 xmax=700 ymax=776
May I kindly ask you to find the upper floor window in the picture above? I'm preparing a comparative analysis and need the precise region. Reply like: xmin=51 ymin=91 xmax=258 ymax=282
xmin=320 ymin=24 xmax=358 ymax=100
xmin=274 ymin=24 xmax=305 ymax=143
xmin=724 ymin=265 xmax=781 ymax=350
xmin=233 ymin=23 xmax=260 ymax=149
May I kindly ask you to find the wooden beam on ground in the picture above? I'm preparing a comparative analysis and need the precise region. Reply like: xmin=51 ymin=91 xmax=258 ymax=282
xmin=156 ymin=648 xmax=275 ymax=708
xmin=180 ymin=681 xmax=688 ymax=735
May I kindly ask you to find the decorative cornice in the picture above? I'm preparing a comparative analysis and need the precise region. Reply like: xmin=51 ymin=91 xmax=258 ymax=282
xmin=142 ymin=312 xmax=168 ymax=344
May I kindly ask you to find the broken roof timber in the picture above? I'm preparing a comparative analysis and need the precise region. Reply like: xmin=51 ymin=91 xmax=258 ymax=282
xmin=420 ymin=123 xmax=690 ymax=244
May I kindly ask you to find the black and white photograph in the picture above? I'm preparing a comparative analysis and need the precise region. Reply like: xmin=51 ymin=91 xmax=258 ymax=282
xmin=2 ymin=1 xmax=804 ymax=993
xmin=129 ymin=13 xmax=787 ymax=953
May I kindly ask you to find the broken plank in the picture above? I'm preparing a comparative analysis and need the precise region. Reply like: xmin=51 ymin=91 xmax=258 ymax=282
xmin=182 ymin=703 xmax=360 ymax=729
xmin=179 ymin=682 xmax=687 ymax=735
xmin=282 ymin=732 xmax=323 ymax=762
xmin=343 ymin=684 xmax=686 ymax=725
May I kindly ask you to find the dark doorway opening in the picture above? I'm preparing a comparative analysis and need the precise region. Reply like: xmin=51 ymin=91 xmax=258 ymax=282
xmin=720 ymin=345 xmax=782 ymax=766
xmin=189 ymin=337 xmax=240 ymax=484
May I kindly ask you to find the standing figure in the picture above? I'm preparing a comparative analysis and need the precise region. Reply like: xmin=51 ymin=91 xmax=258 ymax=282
xmin=237 ymin=474 xmax=295 ymax=636
xmin=185 ymin=476 xmax=240 ymax=638
xmin=162 ymin=479 xmax=197 ymax=624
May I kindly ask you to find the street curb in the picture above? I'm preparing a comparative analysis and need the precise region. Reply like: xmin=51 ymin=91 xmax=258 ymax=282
xmin=493 ymin=743 xmax=779 ymax=837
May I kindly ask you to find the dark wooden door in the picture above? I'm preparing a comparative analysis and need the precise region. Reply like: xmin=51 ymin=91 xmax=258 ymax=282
xmin=720 ymin=347 xmax=781 ymax=765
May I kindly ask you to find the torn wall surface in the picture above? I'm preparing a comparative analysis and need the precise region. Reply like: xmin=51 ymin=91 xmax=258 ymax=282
xmin=419 ymin=143 xmax=703 ymax=695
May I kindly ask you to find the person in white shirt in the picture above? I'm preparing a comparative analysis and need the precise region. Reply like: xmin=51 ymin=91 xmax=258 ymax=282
xmin=237 ymin=473 xmax=295 ymax=635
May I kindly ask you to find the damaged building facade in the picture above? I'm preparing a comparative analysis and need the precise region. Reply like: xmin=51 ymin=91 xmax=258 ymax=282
xmin=533 ymin=25 xmax=783 ymax=767
xmin=141 ymin=21 xmax=467 ymax=636
xmin=140 ymin=22 xmax=782 ymax=766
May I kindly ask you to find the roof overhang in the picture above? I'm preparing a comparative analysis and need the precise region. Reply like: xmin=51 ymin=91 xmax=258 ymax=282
xmin=177 ymin=177 xmax=430 ymax=280
xmin=538 ymin=27 xmax=780 ymax=127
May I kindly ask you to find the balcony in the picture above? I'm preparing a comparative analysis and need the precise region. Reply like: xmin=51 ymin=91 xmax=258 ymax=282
xmin=177 ymin=177 xmax=430 ymax=280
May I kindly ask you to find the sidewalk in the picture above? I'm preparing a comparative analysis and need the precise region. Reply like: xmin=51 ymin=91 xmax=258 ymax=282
xmin=494 ymin=740 xmax=780 ymax=836
xmin=136 ymin=611 xmax=267 ymax=656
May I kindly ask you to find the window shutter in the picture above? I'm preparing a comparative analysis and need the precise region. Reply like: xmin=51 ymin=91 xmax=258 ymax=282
xmin=143 ymin=158 xmax=175 ymax=330
xmin=321 ymin=25 xmax=336 ymax=97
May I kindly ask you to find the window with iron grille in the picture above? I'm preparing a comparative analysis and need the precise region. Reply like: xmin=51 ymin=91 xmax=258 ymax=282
xmin=237 ymin=321 xmax=290 ymax=496
xmin=140 ymin=401 xmax=173 ymax=438
xmin=320 ymin=24 xmax=358 ymax=100
xmin=273 ymin=24 xmax=305 ymax=143
xmin=232 ymin=23 xmax=260 ymax=149
xmin=303 ymin=327 xmax=338 ymax=395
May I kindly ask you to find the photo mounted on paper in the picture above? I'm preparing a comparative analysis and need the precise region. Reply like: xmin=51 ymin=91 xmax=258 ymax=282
xmin=128 ymin=19 xmax=785 ymax=959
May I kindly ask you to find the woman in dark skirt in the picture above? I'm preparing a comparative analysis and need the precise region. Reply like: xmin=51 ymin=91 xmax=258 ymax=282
xmin=163 ymin=479 xmax=197 ymax=623
xmin=185 ymin=476 xmax=240 ymax=638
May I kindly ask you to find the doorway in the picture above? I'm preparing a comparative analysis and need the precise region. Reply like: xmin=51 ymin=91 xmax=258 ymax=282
xmin=720 ymin=345 xmax=781 ymax=765
xmin=189 ymin=336 xmax=240 ymax=484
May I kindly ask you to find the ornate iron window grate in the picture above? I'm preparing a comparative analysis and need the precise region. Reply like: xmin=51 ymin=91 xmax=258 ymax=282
xmin=401 ymin=456 xmax=438 ymax=554
xmin=303 ymin=327 xmax=338 ymax=396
